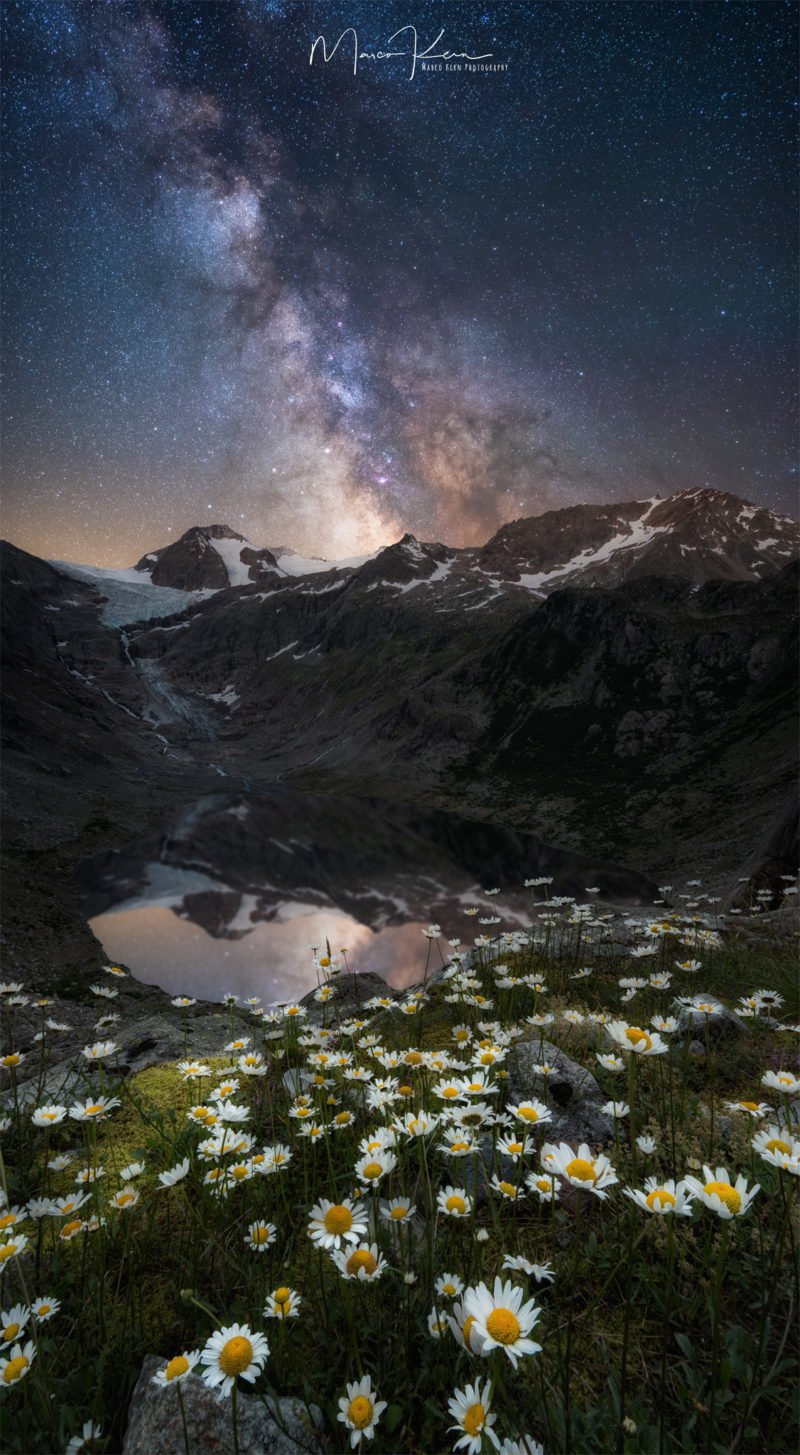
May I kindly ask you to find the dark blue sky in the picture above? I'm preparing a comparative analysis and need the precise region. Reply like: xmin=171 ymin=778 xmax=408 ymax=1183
xmin=2 ymin=1 xmax=797 ymax=564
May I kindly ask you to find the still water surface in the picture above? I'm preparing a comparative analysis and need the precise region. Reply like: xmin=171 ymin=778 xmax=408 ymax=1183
xmin=79 ymin=788 xmax=654 ymax=1004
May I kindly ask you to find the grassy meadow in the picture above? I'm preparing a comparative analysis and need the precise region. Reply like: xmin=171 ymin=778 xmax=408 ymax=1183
xmin=0 ymin=886 xmax=798 ymax=1454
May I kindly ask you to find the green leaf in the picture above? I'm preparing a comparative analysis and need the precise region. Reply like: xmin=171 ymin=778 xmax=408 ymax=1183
xmin=675 ymin=1332 xmax=694 ymax=1359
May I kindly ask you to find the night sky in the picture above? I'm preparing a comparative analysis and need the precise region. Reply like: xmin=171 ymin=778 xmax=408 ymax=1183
xmin=2 ymin=1 xmax=797 ymax=566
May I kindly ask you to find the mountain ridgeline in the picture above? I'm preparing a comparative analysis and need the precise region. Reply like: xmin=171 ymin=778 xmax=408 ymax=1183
xmin=1 ymin=487 xmax=797 ymax=978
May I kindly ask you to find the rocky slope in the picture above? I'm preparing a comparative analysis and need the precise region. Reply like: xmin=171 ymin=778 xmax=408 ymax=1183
xmin=2 ymin=487 xmax=797 ymax=982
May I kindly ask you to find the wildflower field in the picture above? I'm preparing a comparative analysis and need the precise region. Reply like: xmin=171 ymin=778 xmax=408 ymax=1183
xmin=0 ymin=884 xmax=798 ymax=1455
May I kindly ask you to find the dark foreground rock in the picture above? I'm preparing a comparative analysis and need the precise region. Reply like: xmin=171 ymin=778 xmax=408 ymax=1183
xmin=505 ymin=1035 xmax=616 ymax=1147
xmin=123 ymin=1356 xmax=323 ymax=1455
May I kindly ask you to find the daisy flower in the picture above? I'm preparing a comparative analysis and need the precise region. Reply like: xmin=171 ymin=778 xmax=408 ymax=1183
xmin=0 ymin=1304 xmax=30 ymax=1343
xmin=439 ymin=1129 xmax=477 ymax=1158
xmin=337 ymin=1373 xmax=387 ymax=1449
xmin=120 ymin=1162 xmax=145 ymax=1181
xmin=462 ymin=1277 xmax=543 ymax=1367
xmin=379 ymin=1197 xmax=417 ymax=1225
xmin=448 ymin=1378 xmax=499 ymax=1454
xmin=601 ymin=1101 xmax=630 ymax=1119
xmin=31 ymin=1104 xmax=67 ymax=1127
xmin=65 ymin=1420 xmax=103 ymax=1454
xmin=393 ymin=1109 xmax=439 ymax=1139
xmin=31 ymin=1296 xmax=60 ymax=1322
xmin=0 ymin=1207 xmax=25 ymax=1233
xmin=682 ymin=1166 xmax=761 ymax=1219
xmin=496 ymin=1440 xmax=545 ymax=1455
xmin=307 ymin=1197 xmax=367 ymax=1251
xmin=0 ymin=1339 xmax=35 ymax=1388
xmin=606 ymin=1022 xmax=668 ymax=1056
xmin=507 ymin=1100 xmax=551 ymax=1127
xmin=108 ymin=1189 xmax=140 ymax=1212
xmin=158 ymin=1158 xmax=190 ymax=1188
xmin=636 ymin=1134 xmax=657 ymax=1155
xmin=762 ymin=1070 xmax=800 ymax=1096
xmin=501 ymin=1254 xmax=554 ymax=1283
xmin=497 ymin=1133 xmax=534 ymax=1162
xmin=69 ymin=1096 xmax=121 ymax=1122
xmin=331 ymin=1242 xmax=387 ymax=1282
xmin=244 ymin=1221 xmax=277 ymax=1253
xmin=428 ymin=1308 xmax=449 ymax=1339
xmin=596 ymin=1054 xmax=625 ymax=1073
xmin=725 ymin=1100 xmax=770 ymax=1119
xmin=490 ymin=1175 xmax=525 ymax=1202
xmin=152 ymin=1349 xmax=201 ymax=1387
xmin=753 ymin=1128 xmax=800 ymax=1173
xmin=354 ymin=1149 xmax=397 ymax=1187
xmin=526 ymin=1173 xmax=561 ymax=1202
xmin=623 ymin=1178 xmax=695 ymax=1216
xmin=541 ymin=1142 xmax=618 ymax=1198
xmin=264 ymin=1286 xmax=301 ymax=1319
xmin=437 ymin=1186 xmax=473 ymax=1218
xmin=199 ymin=1323 xmax=269 ymax=1398
xmin=435 ymin=1271 xmax=464 ymax=1299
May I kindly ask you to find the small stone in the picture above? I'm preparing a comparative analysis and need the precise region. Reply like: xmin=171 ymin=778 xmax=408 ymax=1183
xmin=123 ymin=1355 xmax=323 ymax=1455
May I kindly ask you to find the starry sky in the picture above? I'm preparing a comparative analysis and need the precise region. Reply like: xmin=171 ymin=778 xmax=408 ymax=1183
xmin=2 ymin=1 xmax=797 ymax=566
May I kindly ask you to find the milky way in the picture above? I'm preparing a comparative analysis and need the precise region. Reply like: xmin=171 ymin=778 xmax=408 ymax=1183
xmin=1 ymin=0 xmax=797 ymax=565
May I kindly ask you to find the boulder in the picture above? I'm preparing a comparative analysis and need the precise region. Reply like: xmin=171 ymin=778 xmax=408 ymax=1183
xmin=674 ymin=999 xmax=745 ymax=1042
xmin=122 ymin=1356 xmax=323 ymax=1455
xmin=503 ymin=1036 xmax=616 ymax=1148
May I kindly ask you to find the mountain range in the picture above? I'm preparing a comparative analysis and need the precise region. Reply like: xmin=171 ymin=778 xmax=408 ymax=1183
xmin=1 ymin=487 xmax=797 ymax=982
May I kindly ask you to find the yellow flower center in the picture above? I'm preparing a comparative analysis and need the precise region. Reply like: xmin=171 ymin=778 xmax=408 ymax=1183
xmin=274 ymin=1287 xmax=291 ymax=1303
xmin=2 ymin=1355 xmax=27 ymax=1384
xmin=390 ymin=1206 xmax=408 ymax=1220
xmin=0 ymin=1244 xmax=18 ymax=1263
xmin=40 ymin=1111 xmax=57 ymax=1121
xmin=399 ymin=1084 xmax=413 ymax=1097
xmin=166 ymin=1355 xmax=189 ymax=1381
xmin=251 ymin=1227 xmax=270 ymax=1245
xmin=536 ymin=1177 xmax=552 ymax=1193
xmin=450 ymin=1140 xmax=471 ymax=1152
xmin=646 ymin=1188 xmax=676 ymax=1211
xmin=704 ymin=1180 xmax=742 ymax=1214
xmin=405 ymin=1050 xmax=423 ymax=1066
xmin=3 ymin=1323 xmax=20 ymax=1342
xmin=462 ymin=1315 xmax=477 ymax=1348
xmin=35 ymin=1306 xmax=51 ymax=1317
xmin=455 ymin=1030 xmax=469 ymax=1042
xmin=346 ymin=1249 xmax=378 ymax=1277
xmin=362 ymin=1162 xmax=383 ymax=1180
xmin=323 ymin=1205 xmax=353 ymax=1235
xmin=117 ymin=1193 xmax=135 ymax=1206
xmin=348 ymin=1395 xmax=373 ymax=1430
xmin=778 ymin=1075 xmax=793 ymax=1086
xmin=738 ymin=1102 xmax=760 ymax=1111
xmin=486 ymin=1307 xmax=522 ymax=1344
xmin=0 ymin=1215 xmax=17 ymax=1230
xmin=2 ymin=1056 xmax=21 ymax=1068
xmin=507 ymin=1142 xmax=523 ymax=1154
xmin=766 ymin=1138 xmax=791 ymax=1154
xmin=518 ymin=1107 xmax=539 ymax=1122
xmin=565 ymin=1157 xmax=597 ymax=1183
xmin=463 ymin=1403 xmax=485 ymax=1437
xmin=442 ymin=1087 xmax=460 ymax=1098
xmin=625 ymin=1028 xmax=652 ymax=1051
xmin=445 ymin=1194 xmax=467 ymax=1214
xmin=498 ymin=1181 xmax=517 ymax=1197
xmin=442 ymin=1282 xmax=456 ymax=1296
xmin=61 ymin=1219 xmax=82 ymax=1238
xmin=219 ymin=1336 xmax=253 ymax=1378
xmin=319 ymin=956 xmax=330 ymax=967
xmin=231 ymin=1166 xmax=249 ymax=1180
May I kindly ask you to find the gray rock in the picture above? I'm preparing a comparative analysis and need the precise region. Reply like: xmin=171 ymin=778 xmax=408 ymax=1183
xmin=299 ymin=971 xmax=398 ymax=1022
xmin=504 ymin=1036 xmax=616 ymax=1148
xmin=122 ymin=1355 xmax=323 ymax=1455
xmin=674 ymin=998 xmax=745 ymax=1042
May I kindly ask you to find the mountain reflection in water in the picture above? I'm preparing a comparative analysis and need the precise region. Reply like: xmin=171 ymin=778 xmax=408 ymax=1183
xmin=78 ymin=788 xmax=656 ymax=1003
